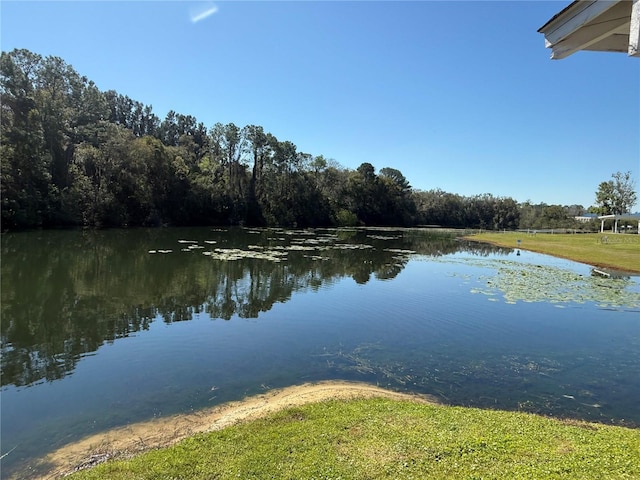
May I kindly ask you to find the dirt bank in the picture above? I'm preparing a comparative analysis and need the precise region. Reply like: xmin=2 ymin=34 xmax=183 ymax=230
xmin=28 ymin=381 xmax=434 ymax=479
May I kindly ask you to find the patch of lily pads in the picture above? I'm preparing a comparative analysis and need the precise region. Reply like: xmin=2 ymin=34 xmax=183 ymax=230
xmin=332 ymin=243 xmax=375 ymax=250
xmin=367 ymin=234 xmax=402 ymax=240
xmin=203 ymin=248 xmax=288 ymax=262
xmin=437 ymin=257 xmax=640 ymax=309
xmin=149 ymin=233 xmax=384 ymax=263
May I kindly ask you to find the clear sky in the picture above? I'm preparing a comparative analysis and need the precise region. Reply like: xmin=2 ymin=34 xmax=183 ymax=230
xmin=2 ymin=1 xmax=639 ymax=209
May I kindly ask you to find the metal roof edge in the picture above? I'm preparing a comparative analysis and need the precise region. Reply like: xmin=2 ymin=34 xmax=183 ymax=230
xmin=537 ymin=0 xmax=581 ymax=33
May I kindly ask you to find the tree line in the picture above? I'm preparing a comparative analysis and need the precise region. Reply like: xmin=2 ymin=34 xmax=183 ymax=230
xmin=2 ymin=48 xmax=621 ymax=231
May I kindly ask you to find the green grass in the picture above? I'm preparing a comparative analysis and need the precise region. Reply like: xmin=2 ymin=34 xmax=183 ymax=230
xmin=464 ymin=232 xmax=640 ymax=273
xmin=67 ymin=398 xmax=640 ymax=480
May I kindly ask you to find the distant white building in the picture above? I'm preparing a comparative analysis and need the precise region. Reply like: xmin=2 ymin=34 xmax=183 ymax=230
xmin=574 ymin=213 xmax=598 ymax=223
xmin=538 ymin=0 xmax=640 ymax=59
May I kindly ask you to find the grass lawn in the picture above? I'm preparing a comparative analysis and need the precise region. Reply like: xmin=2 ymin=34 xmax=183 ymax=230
xmin=464 ymin=232 xmax=640 ymax=273
xmin=67 ymin=398 xmax=640 ymax=480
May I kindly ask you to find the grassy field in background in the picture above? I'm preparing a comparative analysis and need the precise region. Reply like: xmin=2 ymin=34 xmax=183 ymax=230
xmin=465 ymin=232 xmax=640 ymax=273
xmin=67 ymin=398 xmax=640 ymax=480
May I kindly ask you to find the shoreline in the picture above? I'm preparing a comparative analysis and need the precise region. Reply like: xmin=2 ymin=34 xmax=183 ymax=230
xmin=27 ymin=381 xmax=435 ymax=480
xmin=463 ymin=234 xmax=640 ymax=274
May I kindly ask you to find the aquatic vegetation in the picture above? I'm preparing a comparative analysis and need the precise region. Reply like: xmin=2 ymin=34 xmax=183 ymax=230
xmin=435 ymin=256 xmax=640 ymax=309
xmin=367 ymin=234 xmax=402 ymax=240
xmin=483 ymin=262 xmax=639 ymax=309
xmin=283 ymin=245 xmax=318 ymax=251
xmin=383 ymin=248 xmax=416 ymax=254
xmin=290 ymin=237 xmax=335 ymax=245
xmin=150 ymin=230 xmax=638 ymax=309
xmin=203 ymin=248 xmax=288 ymax=262
xmin=153 ymin=231 xmax=396 ymax=267
xmin=333 ymin=243 xmax=375 ymax=250
xmin=316 ymin=342 xmax=635 ymax=425
xmin=303 ymin=255 xmax=330 ymax=261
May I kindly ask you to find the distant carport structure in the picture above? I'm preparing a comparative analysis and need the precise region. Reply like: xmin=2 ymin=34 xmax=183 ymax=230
xmin=598 ymin=213 xmax=640 ymax=233
xmin=537 ymin=0 xmax=640 ymax=59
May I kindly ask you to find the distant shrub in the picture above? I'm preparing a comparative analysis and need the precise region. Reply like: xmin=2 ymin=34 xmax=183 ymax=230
xmin=335 ymin=209 xmax=359 ymax=227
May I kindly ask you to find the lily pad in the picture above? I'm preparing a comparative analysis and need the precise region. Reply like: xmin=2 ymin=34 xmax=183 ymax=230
xmin=448 ymin=257 xmax=640 ymax=309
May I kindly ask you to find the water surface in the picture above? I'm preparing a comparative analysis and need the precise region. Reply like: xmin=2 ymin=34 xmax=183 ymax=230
xmin=1 ymin=227 xmax=639 ymax=478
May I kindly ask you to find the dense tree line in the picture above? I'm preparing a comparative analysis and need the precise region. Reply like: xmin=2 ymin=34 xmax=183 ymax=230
xmin=0 ymin=49 xmax=413 ymax=229
xmin=2 ymin=49 xmax=598 ymax=231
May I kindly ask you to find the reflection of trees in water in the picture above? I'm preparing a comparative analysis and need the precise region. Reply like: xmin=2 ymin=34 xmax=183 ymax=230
xmin=457 ymin=239 xmax=513 ymax=257
xmin=0 ymin=228 xmax=504 ymax=387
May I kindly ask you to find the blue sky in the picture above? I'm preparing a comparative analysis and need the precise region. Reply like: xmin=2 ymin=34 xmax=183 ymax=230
xmin=2 ymin=1 xmax=639 ymax=209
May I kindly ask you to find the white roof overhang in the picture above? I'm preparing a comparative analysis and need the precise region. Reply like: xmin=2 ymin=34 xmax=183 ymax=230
xmin=598 ymin=213 xmax=640 ymax=220
xmin=538 ymin=0 xmax=640 ymax=59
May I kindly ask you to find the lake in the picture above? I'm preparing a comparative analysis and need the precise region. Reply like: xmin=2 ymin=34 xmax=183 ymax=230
xmin=1 ymin=227 xmax=639 ymax=478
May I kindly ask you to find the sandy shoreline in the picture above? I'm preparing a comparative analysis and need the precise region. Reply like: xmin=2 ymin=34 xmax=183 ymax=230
xmin=24 ymin=381 xmax=435 ymax=480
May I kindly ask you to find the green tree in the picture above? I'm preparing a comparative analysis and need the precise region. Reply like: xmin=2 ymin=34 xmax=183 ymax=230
xmin=538 ymin=205 xmax=570 ymax=229
xmin=257 ymin=137 xmax=298 ymax=226
xmin=464 ymin=194 xmax=494 ymax=229
xmin=0 ymin=49 xmax=50 ymax=228
xmin=314 ymin=163 xmax=349 ymax=224
xmin=379 ymin=167 xmax=411 ymax=192
xmin=492 ymin=197 xmax=520 ymax=230
xmin=413 ymin=189 xmax=465 ymax=227
xmin=344 ymin=163 xmax=381 ymax=225
xmin=245 ymin=125 xmax=271 ymax=225
xmin=378 ymin=167 xmax=416 ymax=226
xmin=595 ymin=171 xmax=637 ymax=215
xmin=208 ymin=122 xmax=249 ymax=223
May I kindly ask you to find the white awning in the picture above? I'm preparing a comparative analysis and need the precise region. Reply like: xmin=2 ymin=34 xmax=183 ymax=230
xmin=598 ymin=213 xmax=640 ymax=233
xmin=538 ymin=0 xmax=640 ymax=59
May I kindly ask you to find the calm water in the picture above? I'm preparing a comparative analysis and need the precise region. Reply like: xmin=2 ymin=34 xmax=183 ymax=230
xmin=1 ymin=227 xmax=639 ymax=478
